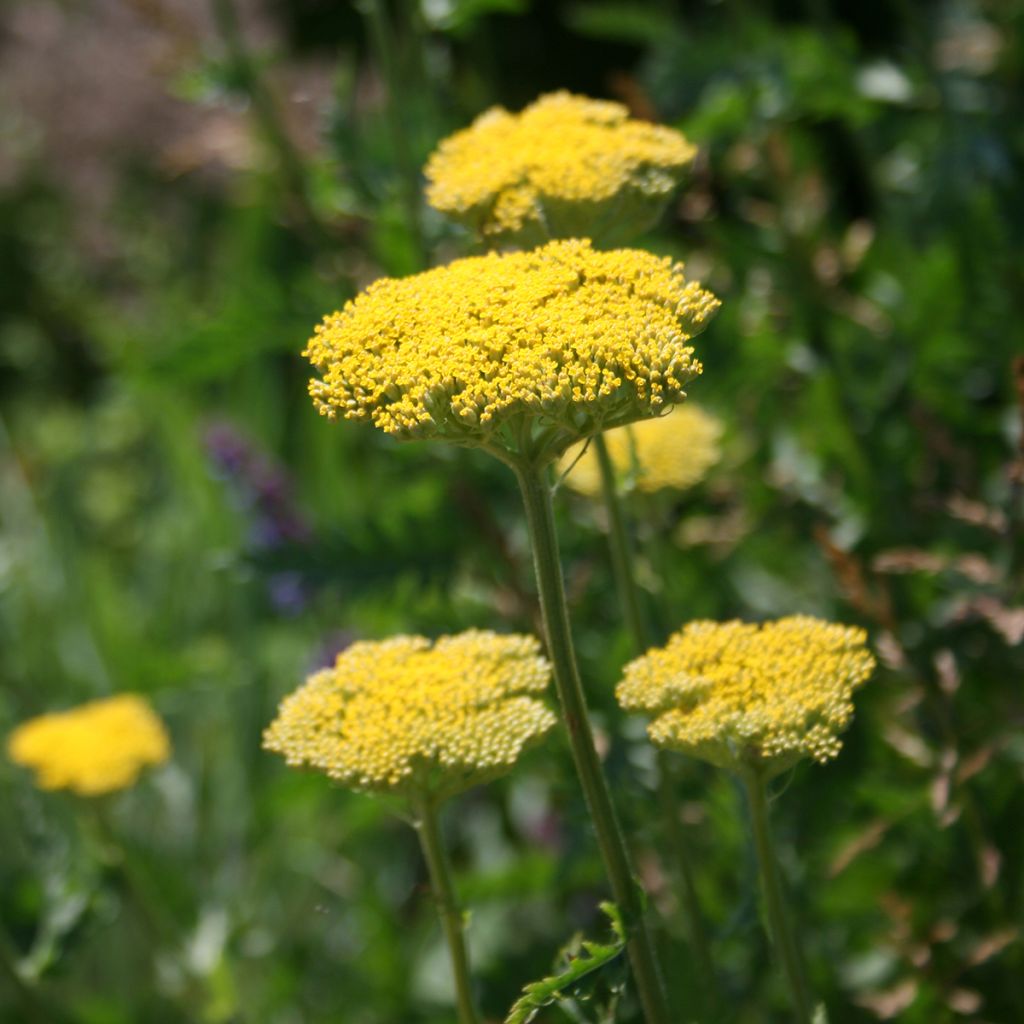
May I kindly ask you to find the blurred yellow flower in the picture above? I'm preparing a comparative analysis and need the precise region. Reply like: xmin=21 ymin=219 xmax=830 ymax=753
xmin=617 ymin=617 xmax=875 ymax=774
xmin=559 ymin=404 xmax=723 ymax=497
xmin=425 ymin=91 xmax=696 ymax=245
xmin=263 ymin=631 xmax=556 ymax=799
xmin=305 ymin=238 xmax=718 ymax=464
xmin=7 ymin=695 xmax=171 ymax=796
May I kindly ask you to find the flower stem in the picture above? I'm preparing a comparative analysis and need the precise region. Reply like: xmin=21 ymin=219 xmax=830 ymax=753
xmin=414 ymin=799 xmax=481 ymax=1024
xmin=210 ymin=0 xmax=328 ymax=248
xmin=593 ymin=433 xmax=648 ymax=650
xmin=741 ymin=768 xmax=813 ymax=1024
xmin=0 ymin=929 xmax=53 ymax=1024
xmin=655 ymin=757 xmax=717 ymax=1008
xmin=359 ymin=0 xmax=427 ymax=268
xmin=513 ymin=462 xmax=672 ymax=1024
xmin=592 ymin=432 xmax=718 ymax=1009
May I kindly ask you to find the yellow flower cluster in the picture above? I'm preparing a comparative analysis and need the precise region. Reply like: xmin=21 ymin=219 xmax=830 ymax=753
xmin=263 ymin=631 xmax=556 ymax=799
xmin=425 ymin=91 xmax=697 ymax=244
xmin=559 ymin=404 xmax=723 ymax=497
xmin=617 ymin=617 xmax=875 ymax=774
xmin=305 ymin=239 xmax=719 ymax=463
xmin=7 ymin=695 xmax=171 ymax=796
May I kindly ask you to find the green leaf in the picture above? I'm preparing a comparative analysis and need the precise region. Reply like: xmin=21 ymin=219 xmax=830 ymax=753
xmin=564 ymin=3 xmax=679 ymax=45
xmin=504 ymin=902 xmax=626 ymax=1024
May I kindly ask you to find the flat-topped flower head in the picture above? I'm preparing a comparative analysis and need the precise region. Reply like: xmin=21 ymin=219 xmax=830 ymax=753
xmin=305 ymin=239 xmax=719 ymax=466
xmin=7 ymin=695 xmax=171 ymax=796
xmin=264 ymin=631 xmax=556 ymax=801
xmin=559 ymin=404 xmax=723 ymax=497
xmin=617 ymin=617 xmax=875 ymax=776
xmin=425 ymin=91 xmax=697 ymax=246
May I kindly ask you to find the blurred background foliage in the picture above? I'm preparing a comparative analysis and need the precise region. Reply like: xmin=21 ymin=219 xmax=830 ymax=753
xmin=1 ymin=0 xmax=1022 ymax=1021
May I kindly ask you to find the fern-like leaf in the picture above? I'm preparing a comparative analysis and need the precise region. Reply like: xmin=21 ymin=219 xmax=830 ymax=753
xmin=504 ymin=902 xmax=626 ymax=1024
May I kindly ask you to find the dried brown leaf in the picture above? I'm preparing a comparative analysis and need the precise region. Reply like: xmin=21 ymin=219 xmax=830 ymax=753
xmin=873 ymin=549 xmax=947 ymax=574
xmin=956 ymin=746 xmax=993 ymax=784
xmin=829 ymin=819 xmax=889 ymax=877
xmin=883 ymin=724 xmax=934 ymax=767
xmin=876 ymin=631 xmax=908 ymax=672
xmin=856 ymin=979 xmax=918 ymax=1019
xmin=980 ymin=845 xmax=1002 ymax=889
xmin=964 ymin=927 xmax=1018 ymax=968
xmin=946 ymin=494 xmax=1008 ymax=534
xmin=946 ymin=988 xmax=983 ymax=1014
xmin=933 ymin=649 xmax=959 ymax=695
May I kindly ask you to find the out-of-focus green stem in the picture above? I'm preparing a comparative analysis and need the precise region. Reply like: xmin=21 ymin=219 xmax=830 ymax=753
xmin=0 ymin=930 xmax=51 ymax=1024
xmin=358 ymin=0 xmax=427 ymax=267
xmin=593 ymin=433 xmax=648 ymax=649
xmin=513 ymin=461 xmax=673 ymax=1024
xmin=414 ymin=799 xmax=481 ymax=1024
xmin=210 ymin=0 xmax=328 ymax=246
xmin=592 ymin=431 xmax=718 ymax=1010
xmin=741 ymin=768 xmax=813 ymax=1024
xmin=655 ymin=755 xmax=717 ymax=1008
xmin=83 ymin=804 xmax=243 ymax=1021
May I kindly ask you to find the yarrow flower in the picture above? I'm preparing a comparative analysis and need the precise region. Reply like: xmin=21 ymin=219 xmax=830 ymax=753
xmin=7 ymin=695 xmax=171 ymax=796
xmin=425 ymin=91 xmax=697 ymax=245
xmin=559 ymin=404 xmax=723 ymax=497
xmin=263 ymin=631 xmax=556 ymax=800
xmin=305 ymin=239 xmax=719 ymax=465
xmin=617 ymin=617 xmax=875 ymax=775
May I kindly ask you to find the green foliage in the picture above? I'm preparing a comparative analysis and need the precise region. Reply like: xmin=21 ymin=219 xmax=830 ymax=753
xmin=505 ymin=903 xmax=625 ymax=1024
xmin=1 ymin=0 xmax=1022 ymax=1021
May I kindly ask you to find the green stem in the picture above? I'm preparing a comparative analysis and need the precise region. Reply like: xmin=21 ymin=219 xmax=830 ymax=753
xmin=513 ymin=462 xmax=672 ymax=1024
xmin=0 ymin=930 xmax=52 ymax=1024
xmin=413 ymin=799 xmax=481 ymax=1024
xmin=593 ymin=433 xmax=648 ymax=650
xmin=210 ymin=0 xmax=328 ymax=247
xmin=741 ymin=769 xmax=813 ymax=1024
xmin=359 ymin=0 xmax=427 ymax=268
xmin=83 ymin=805 xmax=241 ymax=1021
xmin=655 ymin=758 xmax=717 ymax=1010
xmin=592 ymin=432 xmax=718 ymax=1007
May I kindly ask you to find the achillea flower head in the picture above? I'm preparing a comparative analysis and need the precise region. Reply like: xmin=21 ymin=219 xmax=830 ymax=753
xmin=7 ymin=695 xmax=171 ymax=796
xmin=263 ymin=631 xmax=556 ymax=799
xmin=559 ymin=404 xmax=723 ymax=497
xmin=617 ymin=617 xmax=875 ymax=775
xmin=305 ymin=239 xmax=719 ymax=465
xmin=425 ymin=91 xmax=697 ymax=245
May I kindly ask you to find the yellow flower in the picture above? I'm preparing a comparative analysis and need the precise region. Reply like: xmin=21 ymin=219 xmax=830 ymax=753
xmin=617 ymin=617 xmax=875 ymax=775
xmin=263 ymin=631 xmax=556 ymax=799
xmin=559 ymin=404 xmax=723 ymax=497
xmin=7 ymin=695 xmax=171 ymax=796
xmin=425 ymin=91 xmax=697 ymax=245
xmin=305 ymin=238 xmax=719 ymax=465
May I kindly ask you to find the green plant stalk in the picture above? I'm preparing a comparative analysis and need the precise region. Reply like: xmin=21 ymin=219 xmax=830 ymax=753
xmin=593 ymin=434 xmax=647 ymax=649
xmin=359 ymin=0 xmax=427 ymax=267
xmin=82 ymin=804 xmax=241 ymax=1021
xmin=513 ymin=462 xmax=672 ymax=1024
xmin=413 ymin=799 xmax=481 ymax=1024
xmin=592 ymin=432 xmax=718 ymax=1009
xmin=210 ymin=0 xmax=327 ymax=247
xmin=0 ymin=930 xmax=52 ymax=1024
xmin=654 ymin=756 xmax=717 ymax=1001
xmin=741 ymin=768 xmax=813 ymax=1024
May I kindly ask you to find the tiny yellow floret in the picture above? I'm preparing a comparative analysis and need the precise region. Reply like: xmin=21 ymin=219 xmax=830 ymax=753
xmin=304 ymin=239 xmax=719 ymax=464
xmin=559 ymin=404 xmax=723 ymax=497
xmin=617 ymin=617 xmax=875 ymax=774
xmin=425 ymin=91 xmax=697 ymax=244
xmin=263 ymin=631 xmax=557 ymax=799
xmin=7 ymin=695 xmax=171 ymax=796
